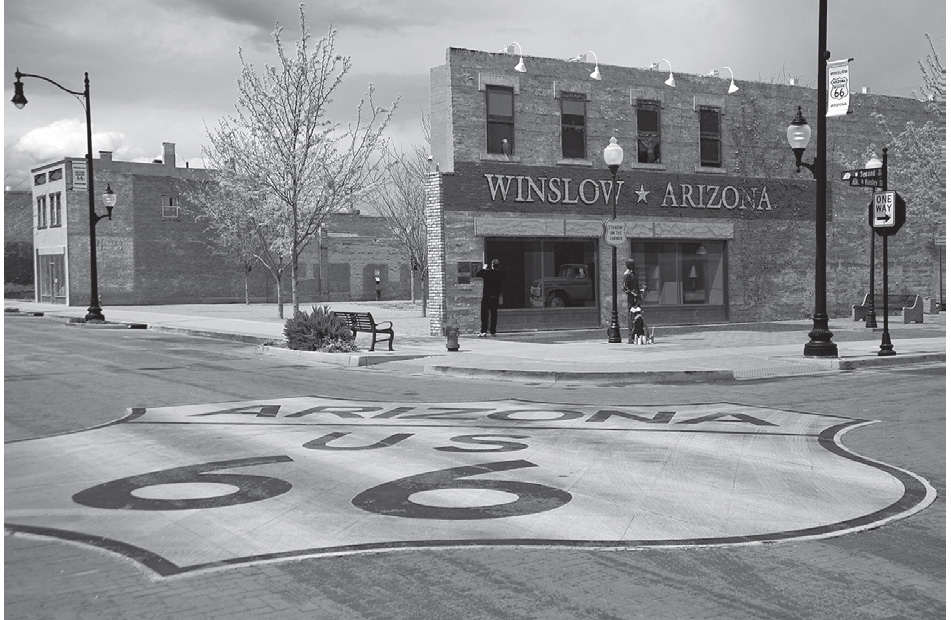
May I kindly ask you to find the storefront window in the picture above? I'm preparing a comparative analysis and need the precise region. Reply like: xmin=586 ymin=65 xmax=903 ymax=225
xmin=484 ymin=237 xmax=598 ymax=309
xmin=631 ymin=241 xmax=725 ymax=307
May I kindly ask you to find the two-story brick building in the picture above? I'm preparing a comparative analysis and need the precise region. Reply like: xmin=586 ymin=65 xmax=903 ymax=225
xmin=426 ymin=47 xmax=944 ymax=334
xmin=28 ymin=143 xmax=416 ymax=306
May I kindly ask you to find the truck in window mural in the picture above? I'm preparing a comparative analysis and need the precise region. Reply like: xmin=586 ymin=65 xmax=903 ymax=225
xmin=529 ymin=264 xmax=595 ymax=308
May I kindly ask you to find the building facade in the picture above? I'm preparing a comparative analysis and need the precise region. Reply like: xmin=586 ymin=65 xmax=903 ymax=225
xmin=426 ymin=47 xmax=944 ymax=335
xmin=28 ymin=143 xmax=415 ymax=307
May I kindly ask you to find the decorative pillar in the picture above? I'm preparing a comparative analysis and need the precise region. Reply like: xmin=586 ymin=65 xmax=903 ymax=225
xmin=425 ymin=159 xmax=447 ymax=335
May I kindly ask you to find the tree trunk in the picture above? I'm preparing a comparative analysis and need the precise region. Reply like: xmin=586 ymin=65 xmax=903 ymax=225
xmin=275 ymin=274 xmax=285 ymax=319
xmin=290 ymin=253 xmax=299 ymax=317
xmin=244 ymin=263 xmax=252 ymax=304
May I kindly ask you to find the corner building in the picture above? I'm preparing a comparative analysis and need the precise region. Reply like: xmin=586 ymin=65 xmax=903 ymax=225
xmin=426 ymin=47 xmax=943 ymax=334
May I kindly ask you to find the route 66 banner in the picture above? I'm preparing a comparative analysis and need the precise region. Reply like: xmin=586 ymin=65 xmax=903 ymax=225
xmin=827 ymin=58 xmax=851 ymax=117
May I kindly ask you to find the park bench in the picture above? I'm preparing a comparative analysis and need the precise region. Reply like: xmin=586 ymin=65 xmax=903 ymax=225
xmin=851 ymin=293 xmax=922 ymax=322
xmin=332 ymin=311 xmax=394 ymax=351
xmin=901 ymin=295 xmax=923 ymax=324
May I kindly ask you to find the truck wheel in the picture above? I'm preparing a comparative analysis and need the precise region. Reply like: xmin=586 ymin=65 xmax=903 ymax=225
xmin=546 ymin=293 xmax=567 ymax=308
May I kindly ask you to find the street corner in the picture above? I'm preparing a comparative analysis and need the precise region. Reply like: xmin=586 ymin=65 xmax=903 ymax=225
xmin=4 ymin=397 xmax=937 ymax=576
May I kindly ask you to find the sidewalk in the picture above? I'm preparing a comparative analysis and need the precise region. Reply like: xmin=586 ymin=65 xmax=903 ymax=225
xmin=4 ymin=300 xmax=945 ymax=383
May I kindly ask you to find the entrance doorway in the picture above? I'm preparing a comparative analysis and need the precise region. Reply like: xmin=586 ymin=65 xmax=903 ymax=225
xmin=37 ymin=252 xmax=66 ymax=304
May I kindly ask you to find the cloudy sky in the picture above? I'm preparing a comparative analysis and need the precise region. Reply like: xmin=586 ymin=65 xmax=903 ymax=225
xmin=3 ymin=0 xmax=945 ymax=189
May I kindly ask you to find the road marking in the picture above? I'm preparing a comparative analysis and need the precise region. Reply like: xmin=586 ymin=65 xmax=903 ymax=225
xmin=4 ymin=397 xmax=936 ymax=576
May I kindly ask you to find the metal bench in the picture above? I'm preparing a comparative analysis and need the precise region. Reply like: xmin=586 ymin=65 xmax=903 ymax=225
xmin=332 ymin=311 xmax=394 ymax=351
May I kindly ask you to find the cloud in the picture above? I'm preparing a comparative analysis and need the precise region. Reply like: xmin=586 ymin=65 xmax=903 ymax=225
xmin=13 ymin=118 xmax=126 ymax=160
xmin=6 ymin=119 xmax=137 ymax=182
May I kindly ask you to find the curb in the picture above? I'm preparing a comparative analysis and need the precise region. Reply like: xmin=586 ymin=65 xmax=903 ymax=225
xmin=148 ymin=325 xmax=275 ymax=345
xmin=258 ymin=344 xmax=433 ymax=367
xmin=424 ymin=365 xmax=735 ymax=384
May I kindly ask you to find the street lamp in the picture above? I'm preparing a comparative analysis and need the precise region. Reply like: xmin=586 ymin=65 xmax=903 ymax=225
xmin=784 ymin=0 xmax=837 ymax=358
xmin=12 ymin=68 xmax=115 ymax=322
xmin=603 ymin=137 xmax=624 ymax=343
xmin=863 ymin=151 xmax=885 ymax=329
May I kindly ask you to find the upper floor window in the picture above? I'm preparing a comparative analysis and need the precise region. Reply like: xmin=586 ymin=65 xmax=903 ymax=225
xmin=486 ymin=85 xmax=514 ymax=155
xmin=36 ymin=196 xmax=47 ymax=229
xmin=49 ymin=192 xmax=62 ymax=227
xmin=699 ymin=106 xmax=722 ymax=167
xmin=34 ymin=173 xmax=47 ymax=186
xmin=48 ymin=168 xmax=63 ymax=182
xmin=636 ymin=100 xmax=662 ymax=164
xmin=162 ymin=195 xmax=180 ymax=219
xmin=561 ymin=92 xmax=586 ymax=159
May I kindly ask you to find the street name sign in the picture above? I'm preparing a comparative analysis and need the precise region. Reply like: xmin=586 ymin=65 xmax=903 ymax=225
xmin=841 ymin=167 xmax=884 ymax=188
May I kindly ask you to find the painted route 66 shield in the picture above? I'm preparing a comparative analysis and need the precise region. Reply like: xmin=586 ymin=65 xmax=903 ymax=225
xmin=4 ymin=397 xmax=935 ymax=576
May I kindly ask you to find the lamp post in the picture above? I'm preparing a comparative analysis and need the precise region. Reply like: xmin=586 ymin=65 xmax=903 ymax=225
xmin=603 ymin=137 xmax=624 ymax=343
xmin=784 ymin=0 xmax=838 ymax=358
xmin=863 ymin=150 xmax=886 ymax=328
xmin=12 ymin=69 xmax=115 ymax=322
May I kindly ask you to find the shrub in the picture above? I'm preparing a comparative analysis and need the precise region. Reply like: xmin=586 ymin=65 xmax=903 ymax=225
xmin=283 ymin=305 xmax=357 ymax=352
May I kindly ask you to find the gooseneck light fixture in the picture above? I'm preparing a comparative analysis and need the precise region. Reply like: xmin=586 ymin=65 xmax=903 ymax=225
xmin=707 ymin=66 xmax=739 ymax=93
xmin=784 ymin=0 xmax=837 ymax=358
xmin=603 ymin=137 xmax=624 ymax=343
xmin=12 ymin=68 xmax=117 ymax=322
xmin=647 ymin=59 xmax=676 ymax=87
xmin=569 ymin=50 xmax=601 ymax=80
xmin=500 ymin=42 xmax=527 ymax=73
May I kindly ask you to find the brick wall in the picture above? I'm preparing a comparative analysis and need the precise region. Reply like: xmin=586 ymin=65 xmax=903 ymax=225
xmin=429 ymin=47 xmax=945 ymax=328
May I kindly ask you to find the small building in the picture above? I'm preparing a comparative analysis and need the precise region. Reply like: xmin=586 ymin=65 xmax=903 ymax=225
xmin=27 ymin=143 xmax=414 ymax=306
xmin=425 ymin=47 xmax=944 ymax=334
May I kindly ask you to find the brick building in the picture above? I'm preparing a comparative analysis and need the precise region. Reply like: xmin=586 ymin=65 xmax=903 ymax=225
xmin=27 ymin=143 xmax=414 ymax=306
xmin=426 ymin=47 xmax=945 ymax=335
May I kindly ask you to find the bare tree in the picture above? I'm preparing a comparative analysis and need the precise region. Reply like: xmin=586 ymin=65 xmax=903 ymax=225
xmin=205 ymin=6 xmax=397 ymax=317
xmin=370 ymin=114 xmax=430 ymax=314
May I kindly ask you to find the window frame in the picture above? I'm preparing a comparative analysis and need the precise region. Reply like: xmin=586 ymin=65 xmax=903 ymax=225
xmin=36 ymin=195 xmax=47 ymax=229
xmin=49 ymin=192 xmax=62 ymax=227
xmin=636 ymin=100 xmax=662 ymax=164
xmin=560 ymin=92 xmax=587 ymax=160
xmin=485 ymin=85 xmax=515 ymax=155
xmin=698 ymin=105 xmax=722 ymax=168
xmin=161 ymin=195 xmax=181 ymax=219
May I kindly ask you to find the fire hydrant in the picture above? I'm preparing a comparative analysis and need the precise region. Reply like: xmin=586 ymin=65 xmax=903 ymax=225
xmin=444 ymin=319 xmax=460 ymax=351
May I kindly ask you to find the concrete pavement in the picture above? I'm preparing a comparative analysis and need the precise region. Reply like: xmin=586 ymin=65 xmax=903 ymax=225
xmin=4 ymin=299 xmax=945 ymax=383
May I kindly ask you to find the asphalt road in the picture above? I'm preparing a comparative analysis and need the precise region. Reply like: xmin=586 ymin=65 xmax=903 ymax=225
xmin=4 ymin=316 xmax=945 ymax=619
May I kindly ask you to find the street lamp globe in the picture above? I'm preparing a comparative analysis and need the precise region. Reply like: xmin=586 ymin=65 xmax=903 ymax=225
xmin=102 ymin=184 xmax=117 ymax=208
xmin=786 ymin=106 xmax=812 ymax=150
xmin=11 ymin=77 xmax=27 ymax=109
xmin=603 ymin=136 xmax=624 ymax=171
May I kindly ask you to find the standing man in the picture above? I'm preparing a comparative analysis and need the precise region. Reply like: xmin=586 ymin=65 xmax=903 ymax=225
xmin=622 ymin=259 xmax=641 ymax=344
xmin=475 ymin=259 xmax=504 ymax=337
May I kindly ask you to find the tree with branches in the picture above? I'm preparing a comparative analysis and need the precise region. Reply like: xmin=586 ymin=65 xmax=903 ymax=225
xmin=184 ymin=173 xmax=288 ymax=307
xmin=370 ymin=115 xmax=430 ymax=314
xmin=203 ymin=6 xmax=397 ymax=318
xmin=913 ymin=33 xmax=946 ymax=105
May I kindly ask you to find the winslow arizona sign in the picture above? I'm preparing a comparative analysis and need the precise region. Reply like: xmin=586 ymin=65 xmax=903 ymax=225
xmin=4 ymin=397 xmax=935 ymax=577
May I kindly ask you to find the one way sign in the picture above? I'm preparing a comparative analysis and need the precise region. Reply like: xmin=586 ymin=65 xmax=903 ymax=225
xmin=868 ymin=191 xmax=905 ymax=236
